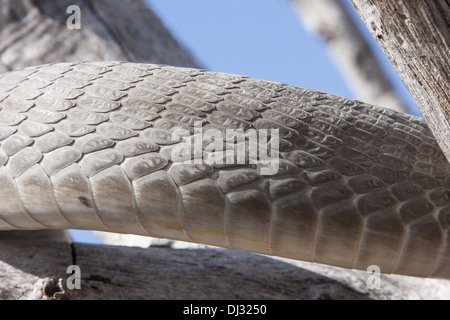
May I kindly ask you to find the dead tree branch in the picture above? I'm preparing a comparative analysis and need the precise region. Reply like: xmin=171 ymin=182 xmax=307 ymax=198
xmin=349 ymin=0 xmax=450 ymax=161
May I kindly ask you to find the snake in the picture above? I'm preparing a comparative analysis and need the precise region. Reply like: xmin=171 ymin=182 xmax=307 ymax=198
xmin=0 ymin=61 xmax=448 ymax=279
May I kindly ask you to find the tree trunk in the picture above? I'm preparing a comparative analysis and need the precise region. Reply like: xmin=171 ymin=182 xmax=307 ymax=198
xmin=289 ymin=0 xmax=408 ymax=113
xmin=349 ymin=0 xmax=450 ymax=161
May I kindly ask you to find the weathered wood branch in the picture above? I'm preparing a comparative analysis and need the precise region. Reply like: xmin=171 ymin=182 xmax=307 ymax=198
xmin=1 ymin=238 xmax=449 ymax=300
xmin=289 ymin=0 xmax=408 ymax=113
xmin=0 ymin=0 xmax=199 ymax=72
xmin=349 ymin=0 xmax=450 ymax=161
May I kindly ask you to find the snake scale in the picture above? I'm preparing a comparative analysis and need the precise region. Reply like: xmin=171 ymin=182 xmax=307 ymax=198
xmin=0 ymin=61 xmax=449 ymax=279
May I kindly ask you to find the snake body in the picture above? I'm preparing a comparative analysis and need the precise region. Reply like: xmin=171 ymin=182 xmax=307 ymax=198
xmin=0 ymin=61 xmax=449 ymax=279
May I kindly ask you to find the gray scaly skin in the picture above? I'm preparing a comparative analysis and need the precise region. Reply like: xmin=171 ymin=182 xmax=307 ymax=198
xmin=0 ymin=61 xmax=449 ymax=279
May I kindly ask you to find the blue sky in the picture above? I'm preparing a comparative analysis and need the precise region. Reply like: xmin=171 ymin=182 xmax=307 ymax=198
xmin=146 ymin=0 xmax=419 ymax=115
xmin=69 ymin=0 xmax=419 ymax=244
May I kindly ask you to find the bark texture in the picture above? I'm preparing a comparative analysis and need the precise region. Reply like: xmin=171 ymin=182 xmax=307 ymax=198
xmin=1 ymin=238 xmax=449 ymax=300
xmin=0 ymin=0 xmax=199 ymax=72
xmin=349 ymin=0 xmax=450 ymax=161
xmin=289 ymin=0 xmax=408 ymax=113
